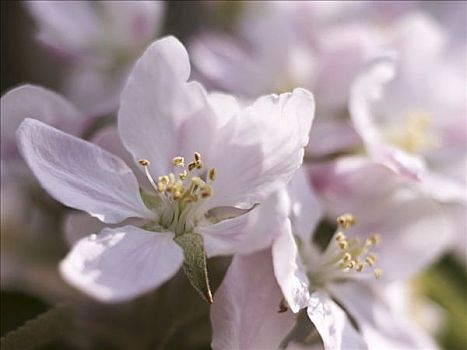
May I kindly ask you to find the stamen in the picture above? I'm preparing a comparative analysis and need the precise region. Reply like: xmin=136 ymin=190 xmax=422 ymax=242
xmin=335 ymin=232 xmax=346 ymax=242
xmin=138 ymin=159 xmax=158 ymax=191
xmin=209 ymin=168 xmax=217 ymax=181
xmin=342 ymin=252 xmax=352 ymax=262
xmin=337 ymin=214 xmax=356 ymax=229
xmin=374 ymin=269 xmax=383 ymax=279
xmin=323 ymin=214 xmax=383 ymax=280
xmin=338 ymin=240 xmax=348 ymax=250
xmin=194 ymin=152 xmax=201 ymax=162
xmin=188 ymin=162 xmax=197 ymax=171
xmin=201 ymin=185 xmax=213 ymax=198
xmin=179 ymin=170 xmax=188 ymax=180
xmin=366 ymin=234 xmax=381 ymax=246
xmin=172 ymin=156 xmax=184 ymax=167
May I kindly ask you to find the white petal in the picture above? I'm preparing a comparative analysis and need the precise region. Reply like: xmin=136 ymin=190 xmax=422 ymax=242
xmin=288 ymin=167 xmax=323 ymax=245
xmin=60 ymin=226 xmax=183 ymax=302
xmin=307 ymin=290 xmax=367 ymax=350
xmin=211 ymin=249 xmax=296 ymax=350
xmin=272 ymin=225 xmax=310 ymax=313
xmin=330 ymin=282 xmax=439 ymax=350
xmin=199 ymin=188 xmax=291 ymax=258
xmin=17 ymin=119 xmax=153 ymax=223
xmin=208 ymin=88 xmax=315 ymax=209
xmin=118 ymin=36 xmax=214 ymax=177
xmin=1 ymin=85 xmax=81 ymax=161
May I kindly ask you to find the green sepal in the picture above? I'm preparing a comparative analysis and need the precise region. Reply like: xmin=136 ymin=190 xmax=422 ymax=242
xmin=174 ymin=232 xmax=213 ymax=304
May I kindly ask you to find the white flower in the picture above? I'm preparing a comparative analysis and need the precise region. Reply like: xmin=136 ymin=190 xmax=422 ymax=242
xmin=211 ymin=158 xmax=447 ymax=349
xmin=16 ymin=36 xmax=315 ymax=303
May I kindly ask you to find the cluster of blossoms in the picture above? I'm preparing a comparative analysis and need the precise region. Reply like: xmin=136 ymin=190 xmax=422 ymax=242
xmin=1 ymin=1 xmax=465 ymax=349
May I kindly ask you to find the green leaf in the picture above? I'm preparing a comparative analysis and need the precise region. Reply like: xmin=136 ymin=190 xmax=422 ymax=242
xmin=0 ymin=303 xmax=73 ymax=350
xmin=175 ymin=232 xmax=213 ymax=304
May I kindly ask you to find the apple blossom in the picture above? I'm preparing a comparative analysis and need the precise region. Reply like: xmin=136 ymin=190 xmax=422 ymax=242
xmin=211 ymin=157 xmax=448 ymax=349
xmin=16 ymin=36 xmax=315 ymax=303
xmin=25 ymin=0 xmax=165 ymax=115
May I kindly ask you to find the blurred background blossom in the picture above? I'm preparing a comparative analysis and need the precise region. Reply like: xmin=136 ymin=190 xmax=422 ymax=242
xmin=1 ymin=1 xmax=466 ymax=350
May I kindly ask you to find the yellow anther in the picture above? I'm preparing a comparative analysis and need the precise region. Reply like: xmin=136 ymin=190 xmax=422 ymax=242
xmin=356 ymin=262 xmax=365 ymax=272
xmin=337 ymin=214 xmax=356 ymax=229
xmin=196 ymin=160 xmax=204 ymax=169
xmin=158 ymin=175 xmax=169 ymax=184
xmin=338 ymin=240 xmax=348 ymax=250
xmin=374 ymin=268 xmax=383 ymax=279
xmin=346 ymin=260 xmax=356 ymax=269
xmin=138 ymin=159 xmax=150 ymax=166
xmin=188 ymin=162 xmax=197 ymax=171
xmin=194 ymin=152 xmax=201 ymax=162
xmin=365 ymin=253 xmax=378 ymax=267
xmin=366 ymin=234 xmax=381 ymax=246
xmin=342 ymin=252 xmax=352 ymax=262
xmin=179 ymin=170 xmax=188 ymax=180
xmin=209 ymin=168 xmax=217 ymax=181
xmin=172 ymin=156 xmax=184 ymax=167
xmin=335 ymin=232 xmax=346 ymax=242
xmin=201 ymin=185 xmax=213 ymax=198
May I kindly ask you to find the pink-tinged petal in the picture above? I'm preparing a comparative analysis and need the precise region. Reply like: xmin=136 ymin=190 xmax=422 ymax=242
xmin=208 ymin=88 xmax=315 ymax=209
xmin=349 ymin=57 xmax=396 ymax=148
xmin=288 ymin=167 xmax=323 ymax=245
xmin=25 ymin=1 xmax=99 ymax=56
xmin=371 ymin=145 xmax=426 ymax=181
xmin=311 ymin=156 xmax=452 ymax=282
xmin=307 ymin=120 xmax=362 ymax=158
xmin=1 ymin=85 xmax=81 ymax=162
xmin=17 ymin=119 xmax=153 ymax=224
xmin=272 ymin=226 xmax=310 ymax=313
xmin=211 ymin=249 xmax=296 ymax=350
xmin=60 ymin=226 xmax=183 ymax=303
xmin=190 ymin=32 xmax=270 ymax=97
xmin=99 ymin=1 xmax=164 ymax=51
xmin=64 ymin=64 xmax=125 ymax=117
xmin=307 ymin=290 xmax=367 ymax=350
xmin=330 ymin=282 xmax=439 ymax=350
xmin=199 ymin=188 xmax=291 ymax=258
xmin=119 ymin=36 xmax=214 ymax=177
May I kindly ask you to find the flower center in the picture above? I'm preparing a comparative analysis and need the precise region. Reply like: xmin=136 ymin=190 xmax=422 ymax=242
xmin=307 ymin=214 xmax=382 ymax=286
xmin=138 ymin=152 xmax=216 ymax=235
xmin=385 ymin=112 xmax=439 ymax=154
